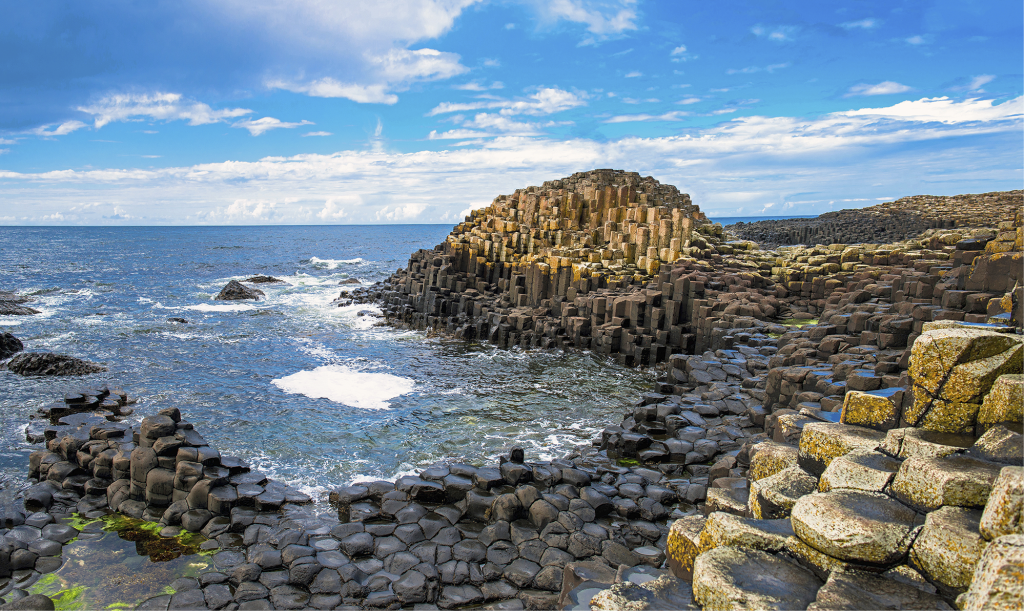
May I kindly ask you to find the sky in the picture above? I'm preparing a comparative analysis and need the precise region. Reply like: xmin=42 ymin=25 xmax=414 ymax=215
xmin=0 ymin=0 xmax=1021 ymax=225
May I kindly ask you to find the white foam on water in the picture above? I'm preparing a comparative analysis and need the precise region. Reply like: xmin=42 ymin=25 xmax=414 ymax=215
xmin=308 ymin=256 xmax=364 ymax=269
xmin=185 ymin=303 xmax=258 ymax=313
xmin=272 ymin=364 xmax=415 ymax=410
xmin=0 ymin=319 xmax=23 ymax=326
xmin=332 ymin=303 xmax=383 ymax=330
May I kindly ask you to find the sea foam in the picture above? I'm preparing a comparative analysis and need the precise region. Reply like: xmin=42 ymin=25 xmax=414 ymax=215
xmin=308 ymin=256 xmax=363 ymax=269
xmin=272 ymin=365 xmax=415 ymax=410
xmin=185 ymin=303 xmax=257 ymax=313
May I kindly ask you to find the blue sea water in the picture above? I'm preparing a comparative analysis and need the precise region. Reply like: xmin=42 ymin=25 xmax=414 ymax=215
xmin=0 ymin=226 xmax=653 ymax=505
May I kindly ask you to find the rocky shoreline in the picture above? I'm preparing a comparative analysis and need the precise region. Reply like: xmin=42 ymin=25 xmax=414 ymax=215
xmin=0 ymin=171 xmax=1021 ymax=610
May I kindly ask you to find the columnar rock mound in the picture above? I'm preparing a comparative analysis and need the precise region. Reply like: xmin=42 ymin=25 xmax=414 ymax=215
xmin=6 ymin=352 xmax=107 ymax=376
xmin=727 ymin=190 xmax=1022 ymax=247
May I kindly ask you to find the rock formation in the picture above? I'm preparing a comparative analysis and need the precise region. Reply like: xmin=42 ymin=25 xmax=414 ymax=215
xmin=6 ymin=353 xmax=107 ymax=376
xmin=0 ymin=333 xmax=23 ymax=360
xmin=214 ymin=280 xmax=264 ymax=301
xmin=0 ymin=291 xmax=39 ymax=316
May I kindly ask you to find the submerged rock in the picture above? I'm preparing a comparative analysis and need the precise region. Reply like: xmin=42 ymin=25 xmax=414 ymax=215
xmin=0 ymin=301 xmax=40 ymax=316
xmin=243 ymin=275 xmax=285 ymax=284
xmin=214 ymin=280 xmax=264 ymax=301
xmin=0 ymin=332 xmax=24 ymax=359
xmin=6 ymin=352 xmax=107 ymax=376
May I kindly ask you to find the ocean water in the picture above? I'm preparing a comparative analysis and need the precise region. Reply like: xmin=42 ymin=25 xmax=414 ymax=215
xmin=0 ymin=226 xmax=653 ymax=506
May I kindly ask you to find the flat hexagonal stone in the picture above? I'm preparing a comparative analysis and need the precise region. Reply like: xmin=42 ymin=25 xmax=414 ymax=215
xmin=748 ymin=466 xmax=817 ymax=520
xmin=890 ymin=455 xmax=1002 ymax=512
xmin=958 ymin=534 xmax=1024 ymax=611
xmin=693 ymin=546 xmax=822 ymax=611
xmin=798 ymin=422 xmax=885 ymax=476
xmin=819 ymin=450 xmax=903 ymax=494
xmin=881 ymin=427 xmax=974 ymax=459
xmin=807 ymin=569 xmax=953 ymax=611
xmin=910 ymin=506 xmax=987 ymax=590
xmin=698 ymin=512 xmax=793 ymax=555
xmin=791 ymin=490 xmax=919 ymax=564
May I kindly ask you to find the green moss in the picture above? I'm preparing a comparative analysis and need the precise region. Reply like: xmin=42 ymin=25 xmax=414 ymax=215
xmin=617 ymin=458 xmax=641 ymax=467
xmin=778 ymin=318 xmax=819 ymax=327
xmin=51 ymin=586 xmax=87 ymax=611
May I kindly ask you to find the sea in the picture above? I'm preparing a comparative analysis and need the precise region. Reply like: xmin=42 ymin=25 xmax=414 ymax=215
xmin=0 ymin=225 xmax=659 ymax=509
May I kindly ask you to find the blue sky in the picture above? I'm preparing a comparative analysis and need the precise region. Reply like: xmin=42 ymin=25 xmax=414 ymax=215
xmin=0 ymin=0 xmax=1021 ymax=225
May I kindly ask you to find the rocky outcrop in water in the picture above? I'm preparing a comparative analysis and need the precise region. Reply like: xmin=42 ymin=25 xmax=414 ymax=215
xmin=243 ymin=275 xmax=285 ymax=284
xmin=214 ymin=280 xmax=264 ymax=301
xmin=5 ymin=353 xmax=107 ymax=376
xmin=0 ymin=333 xmax=23 ymax=360
xmin=0 ymin=291 xmax=39 ymax=316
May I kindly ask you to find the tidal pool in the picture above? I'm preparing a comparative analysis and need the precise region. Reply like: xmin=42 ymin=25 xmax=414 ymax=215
xmin=29 ymin=514 xmax=212 ymax=611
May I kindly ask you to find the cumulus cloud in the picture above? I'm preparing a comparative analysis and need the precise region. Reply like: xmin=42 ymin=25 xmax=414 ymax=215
xmin=530 ymin=0 xmax=639 ymax=39
xmin=605 ymin=111 xmax=689 ymax=123
xmin=268 ymin=48 xmax=468 ymax=104
xmin=845 ymin=81 xmax=913 ymax=96
xmin=428 ymin=87 xmax=586 ymax=117
xmin=2 ymin=96 xmax=1020 ymax=224
xmin=232 ymin=117 xmax=314 ymax=136
xmin=77 ymin=92 xmax=251 ymax=128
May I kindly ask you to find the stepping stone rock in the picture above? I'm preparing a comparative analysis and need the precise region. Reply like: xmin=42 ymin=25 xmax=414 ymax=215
xmin=745 ymin=438 xmax=798 ymax=481
xmin=980 ymin=466 xmax=1024 ymax=541
xmin=807 ymin=569 xmax=952 ymax=610
xmin=819 ymin=450 xmax=903 ymax=494
xmin=891 ymin=454 xmax=1002 ymax=511
xmin=798 ymin=422 xmax=886 ymax=476
xmin=693 ymin=546 xmax=822 ymax=611
xmin=666 ymin=515 xmax=704 ymax=581
xmin=748 ymin=466 xmax=817 ymax=519
xmin=910 ymin=506 xmax=987 ymax=590
xmin=589 ymin=574 xmax=694 ymax=610
xmin=698 ymin=512 xmax=793 ymax=555
xmin=957 ymin=534 xmax=1024 ymax=611
xmin=976 ymin=374 xmax=1023 ymax=434
xmin=967 ymin=425 xmax=1023 ymax=465
xmin=791 ymin=490 xmax=919 ymax=565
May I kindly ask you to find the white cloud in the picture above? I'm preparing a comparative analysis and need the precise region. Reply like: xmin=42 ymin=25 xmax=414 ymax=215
xmin=905 ymin=35 xmax=927 ymax=45
xmin=677 ymin=97 xmax=701 ymax=105
xmin=2 ymin=97 xmax=1020 ymax=224
xmin=0 ymin=149 xmax=8 ymax=155
xmin=77 ymin=92 xmax=251 ymax=129
xmin=504 ymin=22 xmax=515 ymax=30
xmin=845 ymin=81 xmax=913 ymax=96
xmin=671 ymin=45 xmax=687 ymax=55
xmin=455 ymin=81 xmax=504 ymax=91
xmin=727 ymin=63 xmax=789 ymax=75
xmin=303 ymin=131 xmax=333 ymax=137
xmin=0 ymin=138 xmax=17 ymax=145
xmin=269 ymin=48 xmax=467 ymax=104
xmin=952 ymin=75 xmax=997 ymax=93
xmin=625 ymin=71 xmax=642 ymax=78
xmin=318 ymin=197 xmax=357 ymax=221
xmin=751 ymin=24 xmax=798 ymax=42
xmin=841 ymin=18 xmax=879 ymax=29
xmin=605 ymin=111 xmax=689 ymax=123
xmin=376 ymin=203 xmax=428 ymax=221
xmin=29 ymin=121 xmax=88 ymax=137
xmin=428 ymin=87 xmax=586 ymax=117
xmin=232 ymin=117 xmax=314 ymax=136
xmin=531 ymin=0 xmax=639 ymax=38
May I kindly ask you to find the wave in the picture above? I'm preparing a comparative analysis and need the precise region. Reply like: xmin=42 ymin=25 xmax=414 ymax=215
xmin=271 ymin=364 xmax=415 ymax=410
xmin=184 ymin=303 xmax=258 ymax=313
xmin=307 ymin=256 xmax=364 ymax=269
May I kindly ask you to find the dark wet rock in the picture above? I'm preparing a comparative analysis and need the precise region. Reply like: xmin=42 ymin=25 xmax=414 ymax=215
xmin=244 ymin=276 xmax=285 ymax=284
xmin=6 ymin=353 xmax=106 ymax=376
xmin=167 ymin=317 xmax=189 ymax=324
xmin=0 ymin=594 xmax=55 ymax=610
xmin=215 ymin=280 xmax=264 ymax=301
xmin=339 ymin=278 xmax=361 ymax=285
xmin=0 ymin=333 xmax=24 ymax=359
xmin=0 ymin=301 xmax=40 ymax=316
